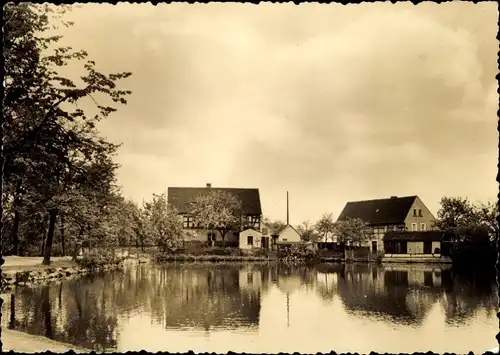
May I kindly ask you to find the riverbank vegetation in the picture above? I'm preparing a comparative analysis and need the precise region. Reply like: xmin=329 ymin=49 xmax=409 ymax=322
xmin=432 ymin=197 xmax=498 ymax=268
xmin=2 ymin=4 xmax=184 ymax=268
xmin=3 ymin=4 xmax=133 ymax=266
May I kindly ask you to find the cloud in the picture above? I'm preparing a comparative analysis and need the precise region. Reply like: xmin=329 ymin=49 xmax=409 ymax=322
xmin=55 ymin=2 xmax=497 ymax=221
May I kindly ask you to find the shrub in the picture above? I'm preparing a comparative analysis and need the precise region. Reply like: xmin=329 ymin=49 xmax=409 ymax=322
xmin=77 ymin=249 xmax=125 ymax=270
xmin=278 ymin=244 xmax=318 ymax=265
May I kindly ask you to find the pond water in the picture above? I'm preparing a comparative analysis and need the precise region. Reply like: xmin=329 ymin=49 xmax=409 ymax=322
xmin=1 ymin=263 xmax=498 ymax=353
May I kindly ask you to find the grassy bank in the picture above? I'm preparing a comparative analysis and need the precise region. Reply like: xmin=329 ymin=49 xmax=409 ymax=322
xmin=2 ymin=256 xmax=77 ymax=273
xmin=1 ymin=255 xmax=125 ymax=290
xmin=2 ymin=329 xmax=90 ymax=353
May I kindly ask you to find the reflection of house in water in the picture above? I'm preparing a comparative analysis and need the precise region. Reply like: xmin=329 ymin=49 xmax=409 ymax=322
xmin=276 ymin=266 xmax=304 ymax=327
xmin=156 ymin=266 xmax=261 ymax=331
xmin=315 ymin=264 xmax=343 ymax=301
xmin=238 ymin=265 xmax=263 ymax=293
xmin=336 ymin=264 xmax=450 ymax=325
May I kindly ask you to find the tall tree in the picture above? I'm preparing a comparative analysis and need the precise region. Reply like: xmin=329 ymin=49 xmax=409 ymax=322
xmin=262 ymin=217 xmax=286 ymax=235
xmin=296 ymin=221 xmax=320 ymax=242
xmin=334 ymin=217 xmax=370 ymax=247
xmin=142 ymin=193 xmax=183 ymax=253
xmin=433 ymin=197 xmax=487 ymax=243
xmin=474 ymin=202 xmax=499 ymax=242
xmin=315 ymin=213 xmax=336 ymax=241
xmin=3 ymin=4 xmax=132 ymax=264
xmin=189 ymin=190 xmax=243 ymax=245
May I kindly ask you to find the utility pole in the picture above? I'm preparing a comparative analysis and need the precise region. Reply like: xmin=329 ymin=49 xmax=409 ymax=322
xmin=286 ymin=191 xmax=289 ymax=225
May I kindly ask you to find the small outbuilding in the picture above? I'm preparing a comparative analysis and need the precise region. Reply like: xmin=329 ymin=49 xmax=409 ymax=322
xmin=275 ymin=224 xmax=302 ymax=243
xmin=383 ymin=231 xmax=444 ymax=256
xmin=239 ymin=228 xmax=263 ymax=250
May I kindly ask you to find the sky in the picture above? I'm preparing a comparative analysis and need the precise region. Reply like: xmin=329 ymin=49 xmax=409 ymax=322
xmin=57 ymin=2 xmax=498 ymax=224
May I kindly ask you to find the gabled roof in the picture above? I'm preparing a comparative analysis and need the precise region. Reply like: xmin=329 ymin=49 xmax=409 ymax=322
xmin=240 ymin=227 xmax=262 ymax=234
xmin=167 ymin=186 xmax=262 ymax=215
xmin=276 ymin=224 xmax=302 ymax=238
xmin=337 ymin=196 xmax=418 ymax=226
xmin=383 ymin=231 xmax=444 ymax=242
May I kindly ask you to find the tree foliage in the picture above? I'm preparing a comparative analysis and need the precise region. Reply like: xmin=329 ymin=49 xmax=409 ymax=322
xmin=433 ymin=197 xmax=497 ymax=243
xmin=334 ymin=217 xmax=370 ymax=246
xmin=189 ymin=190 xmax=243 ymax=243
xmin=2 ymin=3 xmax=133 ymax=264
xmin=315 ymin=213 xmax=336 ymax=240
xmin=142 ymin=193 xmax=183 ymax=254
xmin=296 ymin=220 xmax=320 ymax=242
xmin=262 ymin=217 xmax=286 ymax=235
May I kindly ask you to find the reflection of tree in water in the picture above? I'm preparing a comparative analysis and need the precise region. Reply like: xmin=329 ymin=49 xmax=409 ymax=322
xmin=3 ymin=277 xmax=119 ymax=351
xmin=335 ymin=264 xmax=436 ymax=325
xmin=325 ymin=264 xmax=497 ymax=326
xmin=2 ymin=263 xmax=496 ymax=350
xmin=315 ymin=264 xmax=343 ymax=302
xmin=439 ymin=267 xmax=498 ymax=325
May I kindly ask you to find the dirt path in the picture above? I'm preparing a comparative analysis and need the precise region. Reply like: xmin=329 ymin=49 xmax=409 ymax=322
xmin=2 ymin=329 xmax=90 ymax=353
xmin=2 ymin=256 xmax=77 ymax=273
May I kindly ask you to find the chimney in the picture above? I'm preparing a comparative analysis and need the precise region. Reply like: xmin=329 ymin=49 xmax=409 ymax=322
xmin=206 ymin=183 xmax=212 ymax=188
xmin=286 ymin=191 xmax=289 ymax=225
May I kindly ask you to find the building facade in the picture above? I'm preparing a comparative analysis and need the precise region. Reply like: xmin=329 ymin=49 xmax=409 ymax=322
xmin=337 ymin=195 xmax=437 ymax=253
xmin=167 ymin=183 xmax=262 ymax=245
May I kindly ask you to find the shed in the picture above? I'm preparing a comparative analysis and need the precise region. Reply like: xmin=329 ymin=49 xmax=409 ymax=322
xmin=383 ymin=231 xmax=444 ymax=255
xmin=239 ymin=228 xmax=263 ymax=250
xmin=275 ymin=224 xmax=302 ymax=243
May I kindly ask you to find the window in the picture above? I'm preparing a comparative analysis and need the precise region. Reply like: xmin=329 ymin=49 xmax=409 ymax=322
xmin=420 ymin=223 xmax=426 ymax=231
xmin=262 ymin=227 xmax=268 ymax=235
xmin=247 ymin=235 xmax=253 ymax=246
xmin=411 ymin=223 xmax=417 ymax=231
xmin=283 ymin=238 xmax=288 ymax=241
xmin=183 ymin=216 xmax=195 ymax=228
xmin=413 ymin=209 xmax=417 ymax=217
xmin=418 ymin=209 xmax=423 ymax=217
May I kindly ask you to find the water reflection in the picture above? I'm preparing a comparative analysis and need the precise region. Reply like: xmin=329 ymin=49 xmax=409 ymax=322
xmin=1 ymin=263 xmax=497 ymax=353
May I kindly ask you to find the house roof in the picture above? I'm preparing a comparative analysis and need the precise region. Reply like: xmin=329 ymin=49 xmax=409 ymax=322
xmin=240 ymin=227 xmax=262 ymax=234
xmin=337 ymin=196 xmax=418 ymax=226
xmin=275 ymin=224 xmax=302 ymax=238
xmin=383 ymin=231 xmax=445 ymax=242
xmin=167 ymin=186 xmax=262 ymax=215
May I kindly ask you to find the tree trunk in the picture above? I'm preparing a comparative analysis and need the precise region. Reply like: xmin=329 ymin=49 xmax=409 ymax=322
xmin=11 ymin=181 xmax=23 ymax=255
xmin=11 ymin=209 xmax=20 ymax=255
xmin=60 ymin=215 xmax=65 ymax=256
xmin=72 ymin=226 xmax=84 ymax=261
xmin=42 ymin=209 xmax=57 ymax=265
xmin=220 ymin=230 xmax=228 ymax=247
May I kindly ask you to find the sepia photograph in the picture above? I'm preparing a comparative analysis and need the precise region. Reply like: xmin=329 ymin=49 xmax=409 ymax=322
xmin=1 ymin=1 xmax=499 ymax=354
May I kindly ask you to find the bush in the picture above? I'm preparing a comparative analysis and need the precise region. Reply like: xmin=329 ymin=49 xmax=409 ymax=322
xmin=278 ymin=244 xmax=318 ymax=265
xmin=77 ymin=249 xmax=125 ymax=270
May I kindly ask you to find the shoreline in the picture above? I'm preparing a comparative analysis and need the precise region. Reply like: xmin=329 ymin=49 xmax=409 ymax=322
xmin=1 ymin=257 xmax=128 ymax=291
xmin=2 ymin=329 xmax=90 ymax=353
xmin=1 ymin=252 xmax=455 ymax=291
